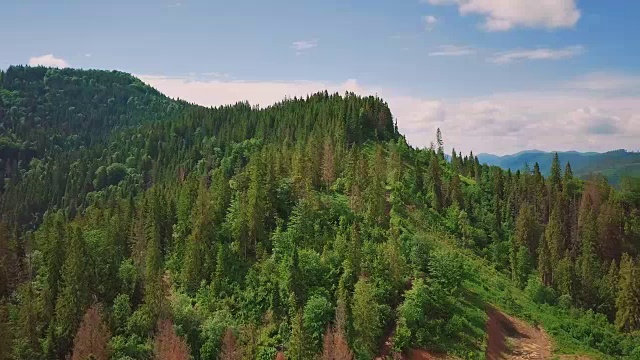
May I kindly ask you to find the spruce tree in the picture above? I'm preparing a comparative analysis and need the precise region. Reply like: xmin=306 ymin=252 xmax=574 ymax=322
xmin=600 ymin=260 xmax=619 ymax=321
xmin=577 ymin=225 xmax=600 ymax=309
xmin=321 ymin=138 xmax=336 ymax=188
xmin=436 ymin=128 xmax=444 ymax=160
xmin=549 ymin=152 xmax=562 ymax=194
xmin=54 ymin=226 xmax=90 ymax=358
xmin=352 ymin=277 xmax=382 ymax=359
xmin=537 ymin=233 xmax=552 ymax=286
xmin=427 ymin=156 xmax=444 ymax=212
xmin=288 ymin=310 xmax=309 ymax=360
xmin=365 ymin=145 xmax=387 ymax=227
xmin=546 ymin=206 xmax=565 ymax=264
xmin=449 ymin=171 xmax=464 ymax=209
xmin=616 ymin=254 xmax=640 ymax=332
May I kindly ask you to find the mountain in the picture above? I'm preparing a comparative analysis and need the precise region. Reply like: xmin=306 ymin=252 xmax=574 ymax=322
xmin=478 ymin=149 xmax=640 ymax=184
xmin=1 ymin=67 xmax=639 ymax=360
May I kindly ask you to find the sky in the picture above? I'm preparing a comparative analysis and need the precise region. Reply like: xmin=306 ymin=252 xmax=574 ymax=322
xmin=2 ymin=0 xmax=640 ymax=155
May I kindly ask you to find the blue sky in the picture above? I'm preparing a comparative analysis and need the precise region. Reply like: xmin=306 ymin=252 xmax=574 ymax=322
xmin=2 ymin=0 xmax=640 ymax=154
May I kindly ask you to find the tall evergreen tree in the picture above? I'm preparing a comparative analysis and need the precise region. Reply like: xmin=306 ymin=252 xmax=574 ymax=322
xmin=352 ymin=277 xmax=382 ymax=359
xmin=549 ymin=152 xmax=562 ymax=194
xmin=436 ymin=128 xmax=444 ymax=160
xmin=53 ymin=226 xmax=90 ymax=358
xmin=427 ymin=156 xmax=444 ymax=213
xmin=615 ymin=254 xmax=640 ymax=332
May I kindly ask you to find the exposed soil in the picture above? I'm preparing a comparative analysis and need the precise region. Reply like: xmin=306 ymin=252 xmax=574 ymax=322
xmin=485 ymin=307 xmax=552 ymax=360
xmin=405 ymin=349 xmax=449 ymax=359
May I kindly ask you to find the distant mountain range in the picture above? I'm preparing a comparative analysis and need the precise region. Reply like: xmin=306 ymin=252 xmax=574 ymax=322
xmin=477 ymin=149 xmax=640 ymax=185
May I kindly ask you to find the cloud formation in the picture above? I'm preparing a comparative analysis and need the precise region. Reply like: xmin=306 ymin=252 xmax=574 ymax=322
xmin=139 ymin=73 xmax=640 ymax=155
xmin=28 ymin=54 xmax=69 ymax=68
xmin=425 ymin=0 xmax=580 ymax=31
xmin=423 ymin=15 xmax=438 ymax=30
xmin=291 ymin=39 xmax=318 ymax=55
xmin=488 ymin=45 xmax=584 ymax=64
xmin=428 ymin=45 xmax=475 ymax=57
xmin=138 ymin=74 xmax=361 ymax=108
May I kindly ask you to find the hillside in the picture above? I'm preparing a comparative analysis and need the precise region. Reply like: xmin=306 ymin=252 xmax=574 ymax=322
xmin=1 ymin=67 xmax=639 ymax=360
xmin=478 ymin=150 xmax=640 ymax=185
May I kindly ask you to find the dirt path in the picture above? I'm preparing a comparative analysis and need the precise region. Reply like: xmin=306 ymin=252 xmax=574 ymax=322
xmin=485 ymin=307 xmax=552 ymax=360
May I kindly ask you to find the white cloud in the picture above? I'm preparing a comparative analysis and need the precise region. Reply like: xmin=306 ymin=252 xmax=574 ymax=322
xmin=291 ymin=39 xmax=318 ymax=55
xmin=85 ymin=53 xmax=91 ymax=58
xmin=139 ymin=73 xmax=640 ymax=155
xmin=138 ymin=75 xmax=362 ymax=108
xmin=488 ymin=45 xmax=584 ymax=64
xmin=425 ymin=0 xmax=580 ymax=31
xmin=396 ymin=92 xmax=640 ymax=154
xmin=28 ymin=54 xmax=69 ymax=68
xmin=202 ymin=72 xmax=230 ymax=79
xmin=428 ymin=45 xmax=475 ymax=56
xmin=423 ymin=15 xmax=438 ymax=30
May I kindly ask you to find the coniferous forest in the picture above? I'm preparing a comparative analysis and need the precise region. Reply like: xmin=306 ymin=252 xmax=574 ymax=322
xmin=1 ymin=66 xmax=639 ymax=359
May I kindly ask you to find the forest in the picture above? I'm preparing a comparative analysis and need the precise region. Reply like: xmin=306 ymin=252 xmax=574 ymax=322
xmin=0 ymin=65 xmax=639 ymax=360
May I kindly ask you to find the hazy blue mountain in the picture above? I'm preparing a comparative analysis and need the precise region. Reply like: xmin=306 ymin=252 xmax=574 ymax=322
xmin=478 ymin=149 xmax=640 ymax=185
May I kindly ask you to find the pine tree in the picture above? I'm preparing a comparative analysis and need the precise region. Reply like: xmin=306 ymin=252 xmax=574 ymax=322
xmin=600 ymin=260 xmax=619 ymax=321
xmin=513 ymin=203 xmax=540 ymax=262
xmin=143 ymin=206 xmax=166 ymax=324
xmin=54 ymin=226 xmax=90 ymax=358
xmin=288 ymin=310 xmax=309 ymax=360
xmin=615 ymin=254 xmax=640 ymax=332
xmin=510 ymin=239 xmax=533 ymax=288
xmin=537 ymin=233 xmax=552 ymax=286
xmin=387 ymin=140 xmax=403 ymax=185
xmin=427 ymin=156 xmax=443 ymax=212
xmin=451 ymin=148 xmax=459 ymax=173
xmin=546 ymin=206 xmax=565 ymax=264
xmin=449 ymin=171 xmax=464 ymax=209
xmin=352 ymin=277 xmax=382 ymax=359
xmin=182 ymin=179 xmax=213 ymax=294
xmin=365 ymin=145 xmax=388 ymax=227
xmin=597 ymin=199 xmax=623 ymax=261
xmin=549 ymin=152 xmax=562 ymax=194
xmin=577 ymin=223 xmax=600 ymax=309
xmin=436 ymin=128 xmax=444 ymax=160
xmin=39 ymin=211 xmax=67 ymax=323
xmin=321 ymin=138 xmax=336 ymax=188
xmin=532 ymin=163 xmax=547 ymax=222
xmin=210 ymin=167 xmax=231 ymax=224
xmin=563 ymin=162 xmax=574 ymax=194
xmin=553 ymin=255 xmax=575 ymax=298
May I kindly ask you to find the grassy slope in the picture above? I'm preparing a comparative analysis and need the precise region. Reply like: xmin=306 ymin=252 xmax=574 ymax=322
xmin=409 ymin=209 xmax=639 ymax=360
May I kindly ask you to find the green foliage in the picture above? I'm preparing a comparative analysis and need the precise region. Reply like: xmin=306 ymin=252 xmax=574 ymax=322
xmin=352 ymin=277 xmax=383 ymax=360
xmin=53 ymin=226 xmax=90 ymax=357
xmin=302 ymin=295 xmax=333 ymax=354
xmin=1 ymin=66 xmax=638 ymax=360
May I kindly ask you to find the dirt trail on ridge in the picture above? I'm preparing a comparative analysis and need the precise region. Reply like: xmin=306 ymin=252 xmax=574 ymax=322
xmin=485 ymin=307 xmax=553 ymax=360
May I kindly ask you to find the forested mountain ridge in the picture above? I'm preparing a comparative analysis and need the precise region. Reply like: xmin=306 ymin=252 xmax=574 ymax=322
xmin=0 ymin=66 xmax=397 ymax=228
xmin=478 ymin=150 xmax=640 ymax=185
xmin=0 ymin=66 xmax=639 ymax=360
xmin=0 ymin=65 xmax=185 ymax=153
